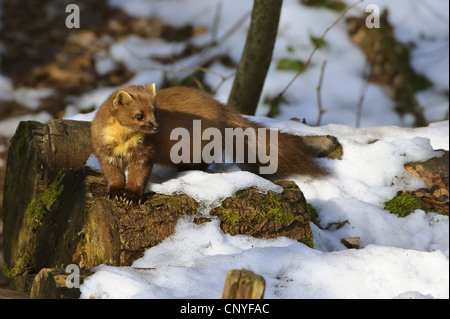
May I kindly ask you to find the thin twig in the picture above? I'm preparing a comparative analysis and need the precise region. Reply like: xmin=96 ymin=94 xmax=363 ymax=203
xmin=165 ymin=65 xmax=235 ymax=93
xmin=316 ymin=60 xmax=327 ymax=126
xmin=214 ymin=10 xmax=252 ymax=46
xmin=211 ymin=0 xmax=223 ymax=45
xmin=278 ymin=0 xmax=364 ymax=100
xmin=356 ymin=60 xmax=370 ymax=127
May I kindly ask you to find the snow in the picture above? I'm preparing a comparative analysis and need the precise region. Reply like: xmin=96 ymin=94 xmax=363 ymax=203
xmin=12 ymin=87 xmax=55 ymax=110
xmin=79 ymin=118 xmax=449 ymax=299
xmin=0 ymin=0 xmax=448 ymax=299
xmin=80 ymin=219 xmax=449 ymax=299
xmin=0 ymin=75 xmax=55 ymax=110
xmin=0 ymin=110 xmax=53 ymax=137
xmin=149 ymin=170 xmax=284 ymax=210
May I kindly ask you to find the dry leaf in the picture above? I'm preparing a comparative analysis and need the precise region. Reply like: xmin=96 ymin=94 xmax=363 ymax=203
xmin=405 ymin=164 xmax=446 ymax=188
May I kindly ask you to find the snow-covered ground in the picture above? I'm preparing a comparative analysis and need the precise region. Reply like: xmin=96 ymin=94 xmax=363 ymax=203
xmin=1 ymin=0 xmax=449 ymax=299
xmin=79 ymin=115 xmax=449 ymax=299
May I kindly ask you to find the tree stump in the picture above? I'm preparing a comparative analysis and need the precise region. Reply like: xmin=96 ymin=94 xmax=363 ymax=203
xmin=29 ymin=267 xmax=93 ymax=299
xmin=2 ymin=119 xmax=340 ymax=294
xmin=222 ymin=269 xmax=265 ymax=299
xmin=3 ymin=120 xmax=92 ymax=290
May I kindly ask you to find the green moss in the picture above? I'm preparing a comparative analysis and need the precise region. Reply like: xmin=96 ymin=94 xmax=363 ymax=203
xmin=300 ymin=234 xmax=315 ymax=249
xmin=268 ymin=206 xmax=295 ymax=225
xmin=4 ymin=252 xmax=32 ymax=278
xmin=307 ymin=203 xmax=319 ymax=223
xmin=217 ymin=196 xmax=296 ymax=229
xmin=153 ymin=195 xmax=183 ymax=210
xmin=26 ymin=170 xmax=65 ymax=225
xmin=275 ymin=180 xmax=299 ymax=190
xmin=384 ymin=193 xmax=428 ymax=218
xmin=277 ymin=58 xmax=306 ymax=72
xmin=12 ymin=121 xmax=34 ymax=158
xmin=250 ymin=197 xmax=297 ymax=226
xmin=300 ymin=0 xmax=346 ymax=12
xmin=219 ymin=207 xmax=246 ymax=226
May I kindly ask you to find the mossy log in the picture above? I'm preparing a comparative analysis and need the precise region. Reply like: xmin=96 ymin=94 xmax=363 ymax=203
xmin=3 ymin=119 xmax=340 ymax=294
xmin=210 ymin=180 xmax=314 ymax=247
xmin=80 ymin=173 xmax=199 ymax=268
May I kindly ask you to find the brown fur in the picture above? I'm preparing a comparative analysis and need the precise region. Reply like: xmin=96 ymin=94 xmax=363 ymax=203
xmin=91 ymin=84 xmax=326 ymax=205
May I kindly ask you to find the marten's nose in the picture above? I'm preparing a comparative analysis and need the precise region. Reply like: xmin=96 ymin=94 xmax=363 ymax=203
xmin=153 ymin=126 xmax=159 ymax=133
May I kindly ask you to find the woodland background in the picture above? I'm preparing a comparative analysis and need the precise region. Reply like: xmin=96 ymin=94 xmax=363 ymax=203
xmin=0 ymin=0 xmax=448 ymax=296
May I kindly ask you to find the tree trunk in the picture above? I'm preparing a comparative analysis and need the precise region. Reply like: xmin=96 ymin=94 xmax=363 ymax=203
xmin=228 ymin=0 xmax=283 ymax=115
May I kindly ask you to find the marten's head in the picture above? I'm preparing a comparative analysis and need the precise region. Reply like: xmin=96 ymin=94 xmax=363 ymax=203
xmin=111 ymin=83 xmax=159 ymax=134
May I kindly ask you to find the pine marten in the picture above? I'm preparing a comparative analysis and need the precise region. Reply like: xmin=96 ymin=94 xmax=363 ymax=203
xmin=90 ymin=83 xmax=326 ymax=205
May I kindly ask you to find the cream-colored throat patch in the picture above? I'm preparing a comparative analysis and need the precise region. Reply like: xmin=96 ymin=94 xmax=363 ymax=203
xmin=102 ymin=118 xmax=145 ymax=157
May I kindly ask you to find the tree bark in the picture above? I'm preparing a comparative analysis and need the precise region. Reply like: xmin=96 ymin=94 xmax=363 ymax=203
xmin=228 ymin=0 xmax=283 ymax=115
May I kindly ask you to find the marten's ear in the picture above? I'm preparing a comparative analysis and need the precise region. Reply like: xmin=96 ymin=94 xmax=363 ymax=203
xmin=113 ymin=90 xmax=133 ymax=108
xmin=145 ymin=83 xmax=157 ymax=96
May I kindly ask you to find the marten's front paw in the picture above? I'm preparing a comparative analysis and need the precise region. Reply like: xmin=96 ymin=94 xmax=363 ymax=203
xmin=108 ymin=187 xmax=125 ymax=201
xmin=122 ymin=189 xmax=143 ymax=206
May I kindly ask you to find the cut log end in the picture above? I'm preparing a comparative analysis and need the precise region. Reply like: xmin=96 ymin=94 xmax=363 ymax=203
xmin=29 ymin=268 xmax=93 ymax=299
xmin=222 ymin=269 xmax=265 ymax=299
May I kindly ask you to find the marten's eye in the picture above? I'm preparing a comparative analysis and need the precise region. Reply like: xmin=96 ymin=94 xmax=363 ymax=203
xmin=136 ymin=113 xmax=145 ymax=121
xmin=154 ymin=110 xmax=158 ymax=119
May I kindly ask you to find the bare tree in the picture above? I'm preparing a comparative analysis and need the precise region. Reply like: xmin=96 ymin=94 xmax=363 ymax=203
xmin=228 ymin=0 xmax=283 ymax=115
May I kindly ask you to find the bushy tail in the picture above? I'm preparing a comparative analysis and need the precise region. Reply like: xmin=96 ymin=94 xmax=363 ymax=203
xmin=221 ymin=111 xmax=327 ymax=178
xmin=271 ymin=130 xmax=327 ymax=178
